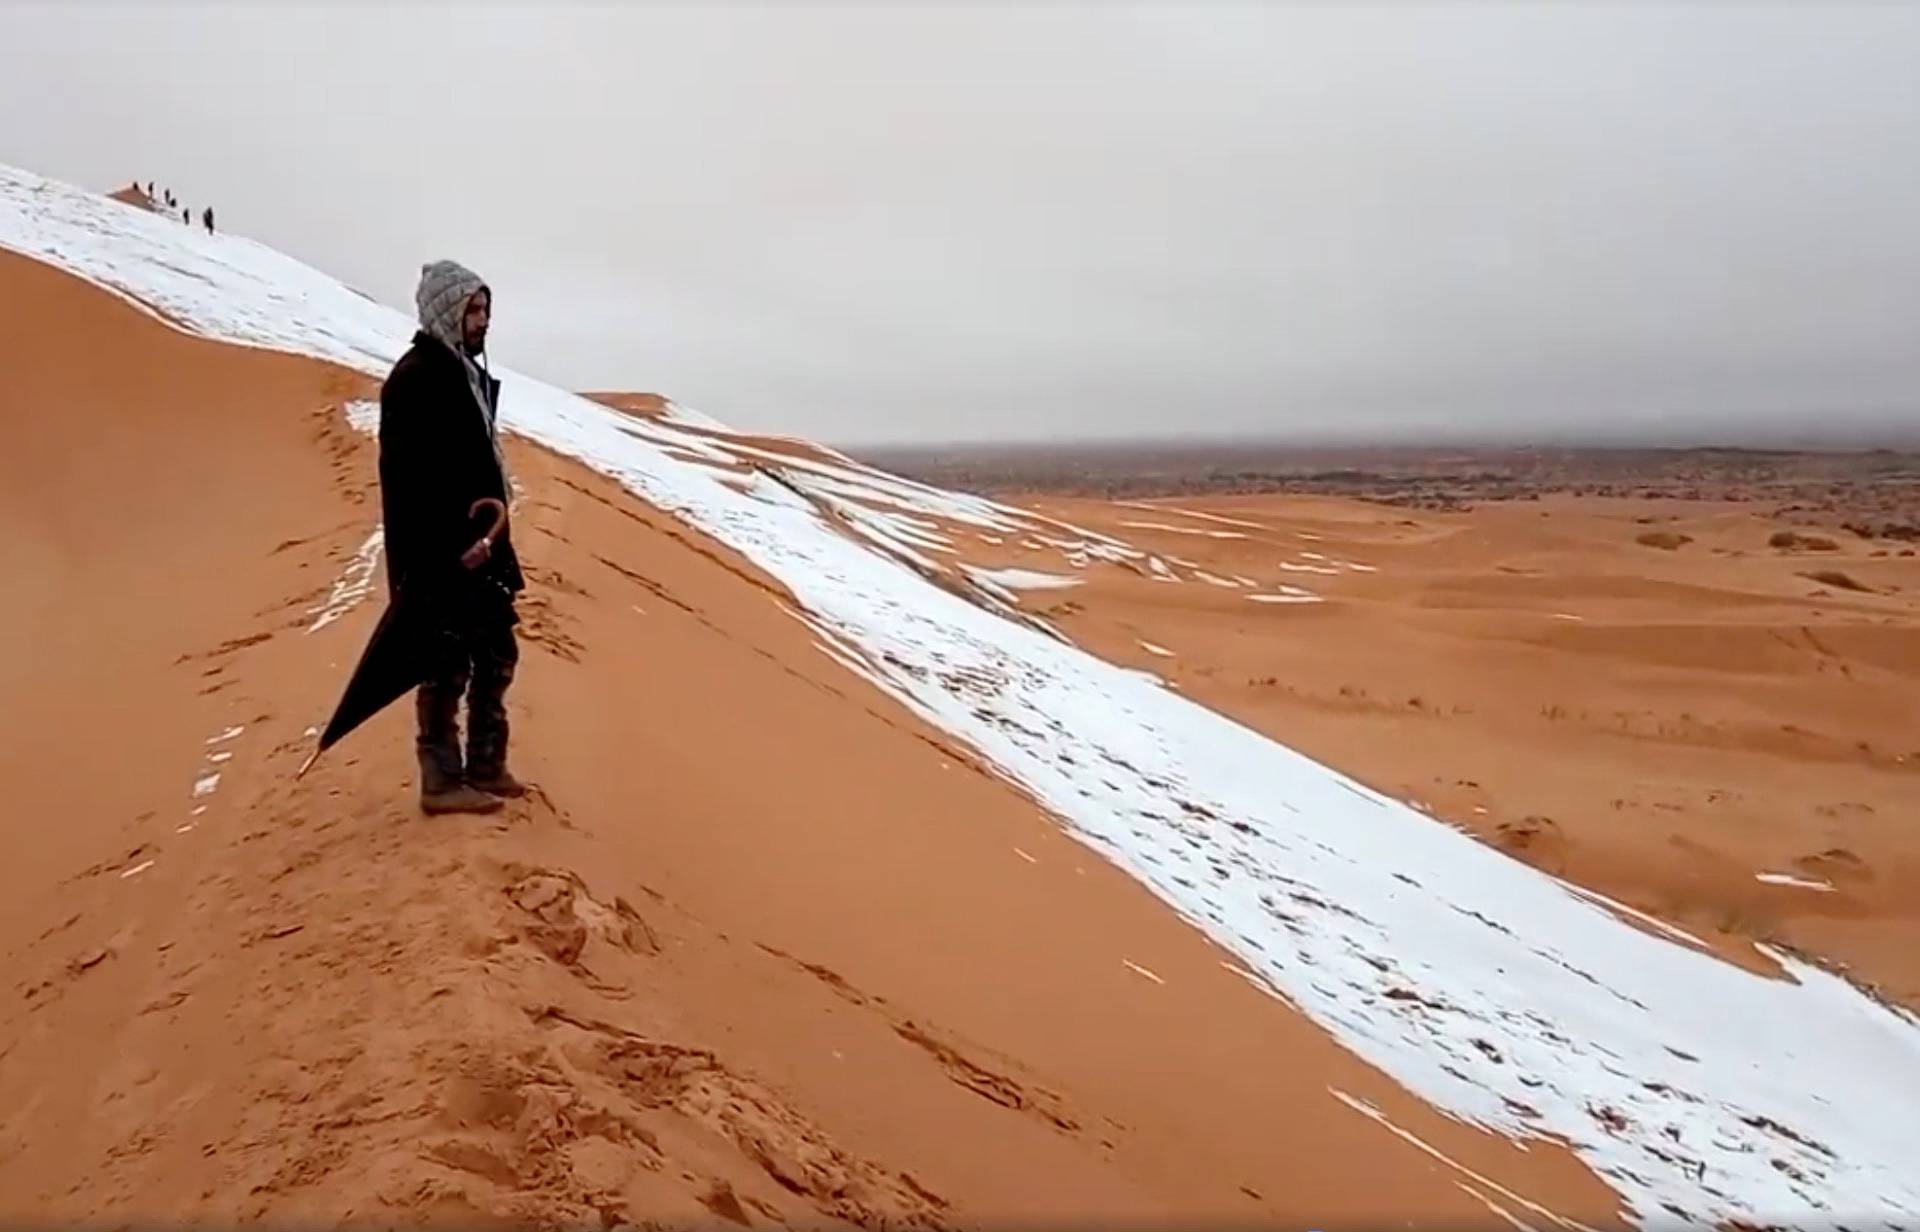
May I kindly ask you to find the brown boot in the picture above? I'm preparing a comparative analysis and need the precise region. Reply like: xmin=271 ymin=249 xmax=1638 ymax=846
xmin=420 ymin=781 xmax=505 ymax=816
xmin=467 ymin=768 xmax=529 ymax=799
xmin=418 ymin=748 xmax=502 ymax=817
xmin=465 ymin=628 xmax=522 ymax=800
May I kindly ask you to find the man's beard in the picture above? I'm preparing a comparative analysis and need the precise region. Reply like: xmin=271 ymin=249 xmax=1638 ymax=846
xmin=465 ymin=332 xmax=487 ymax=356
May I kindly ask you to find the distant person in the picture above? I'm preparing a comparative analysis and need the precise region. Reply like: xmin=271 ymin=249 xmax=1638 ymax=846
xmin=377 ymin=260 xmax=526 ymax=815
xmin=182 ymin=207 xmax=191 ymax=224
xmin=203 ymin=207 xmax=214 ymax=234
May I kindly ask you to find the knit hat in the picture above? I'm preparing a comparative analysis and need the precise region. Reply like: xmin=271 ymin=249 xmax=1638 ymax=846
xmin=412 ymin=259 xmax=508 ymax=480
xmin=415 ymin=259 xmax=489 ymax=355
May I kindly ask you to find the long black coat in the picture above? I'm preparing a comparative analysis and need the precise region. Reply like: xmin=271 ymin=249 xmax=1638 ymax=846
xmin=377 ymin=332 xmax=524 ymax=609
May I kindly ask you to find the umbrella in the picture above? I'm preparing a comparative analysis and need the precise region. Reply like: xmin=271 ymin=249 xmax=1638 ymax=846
xmin=295 ymin=498 xmax=508 ymax=779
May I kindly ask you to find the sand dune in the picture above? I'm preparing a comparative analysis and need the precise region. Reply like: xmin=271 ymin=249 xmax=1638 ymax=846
xmin=995 ymin=493 xmax=1920 ymax=1004
xmin=0 ymin=190 xmax=1608 ymax=1228
xmin=6 ymin=160 xmax=1920 ymax=1227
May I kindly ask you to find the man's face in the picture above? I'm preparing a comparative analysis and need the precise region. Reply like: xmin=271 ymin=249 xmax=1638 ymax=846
xmin=462 ymin=289 xmax=491 ymax=354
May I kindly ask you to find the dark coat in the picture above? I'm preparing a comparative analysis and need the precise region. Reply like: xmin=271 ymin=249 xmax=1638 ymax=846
xmin=377 ymin=332 xmax=524 ymax=609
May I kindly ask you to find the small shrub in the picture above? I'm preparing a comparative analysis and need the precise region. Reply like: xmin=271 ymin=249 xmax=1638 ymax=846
xmin=1770 ymin=530 xmax=1839 ymax=552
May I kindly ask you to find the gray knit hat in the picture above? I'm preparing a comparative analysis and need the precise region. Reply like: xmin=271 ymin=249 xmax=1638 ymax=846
xmin=415 ymin=259 xmax=488 ymax=354
xmin=412 ymin=259 xmax=507 ymax=480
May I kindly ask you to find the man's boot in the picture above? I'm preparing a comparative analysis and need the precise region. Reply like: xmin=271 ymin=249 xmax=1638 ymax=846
xmin=419 ymin=763 xmax=504 ymax=816
xmin=417 ymin=675 xmax=502 ymax=816
xmin=467 ymin=765 xmax=529 ymax=799
xmin=466 ymin=614 xmax=527 ymax=799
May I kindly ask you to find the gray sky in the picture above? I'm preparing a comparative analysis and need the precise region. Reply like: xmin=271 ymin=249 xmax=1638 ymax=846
xmin=4 ymin=1 xmax=1918 ymax=446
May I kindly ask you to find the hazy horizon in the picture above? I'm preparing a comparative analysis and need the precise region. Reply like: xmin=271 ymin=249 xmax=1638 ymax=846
xmin=848 ymin=414 xmax=1920 ymax=452
xmin=4 ymin=1 xmax=1918 ymax=448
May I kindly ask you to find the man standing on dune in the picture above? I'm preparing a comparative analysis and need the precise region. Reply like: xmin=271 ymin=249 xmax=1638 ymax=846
xmin=378 ymin=260 xmax=527 ymax=815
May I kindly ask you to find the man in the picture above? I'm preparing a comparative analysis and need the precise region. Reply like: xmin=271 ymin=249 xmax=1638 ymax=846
xmin=377 ymin=260 xmax=528 ymax=815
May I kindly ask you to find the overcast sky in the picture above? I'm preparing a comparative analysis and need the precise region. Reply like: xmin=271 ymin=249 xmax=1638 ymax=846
xmin=4 ymin=2 xmax=1918 ymax=446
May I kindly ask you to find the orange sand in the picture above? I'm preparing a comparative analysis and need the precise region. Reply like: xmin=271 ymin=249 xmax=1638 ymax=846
xmin=0 ymin=253 xmax=1627 ymax=1224
xmin=1002 ymin=491 xmax=1920 ymax=1005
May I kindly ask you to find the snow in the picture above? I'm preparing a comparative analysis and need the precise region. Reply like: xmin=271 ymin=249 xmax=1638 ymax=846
xmin=306 ymin=528 xmax=385 ymax=633
xmin=1330 ymin=1089 xmax=1593 ymax=1232
xmin=1138 ymin=641 xmax=1176 ymax=658
xmin=1249 ymin=585 xmax=1323 ymax=605
xmin=1159 ymin=506 xmax=1270 ymax=531
xmin=1757 ymin=872 xmax=1837 ymax=893
xmin=1555 ymin=881 xmax=1714 ymax=953
xmin=343 ymin=398 xmax=380 ymax=434
xmin=657 ymin=400 xmax=730 ymax=431
xmin=11 ymin=160 xmax=1920 ymax=1226
xmin=1121 ymin=519 xmax=1248 ymax=540
xmin=191 ymin=773 xmax=220 ymax=798
xmin=963 ymin=566 xmax=1084 ymax=592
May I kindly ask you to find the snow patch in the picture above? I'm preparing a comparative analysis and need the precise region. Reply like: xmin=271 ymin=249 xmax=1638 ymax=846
xmin=306 ymin=529 xmax=385 ymax=633
xmin=1161 ymin=506 xmax=1270 ymax=531
xmin=1756 ymin=872 xmax=1836 ymax=893
xmin=343 ymin=398 xmax=380 ymax=435
xmin=963 ymin=566 xmax=1084 ymax=592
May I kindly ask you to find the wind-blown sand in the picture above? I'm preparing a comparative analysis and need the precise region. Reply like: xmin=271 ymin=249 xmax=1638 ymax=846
xmin=5 ymin=162 xmax=1920 ymax=1228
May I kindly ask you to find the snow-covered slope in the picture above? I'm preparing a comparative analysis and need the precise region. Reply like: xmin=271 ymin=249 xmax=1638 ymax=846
xmin=6 ymin=162 xmax=1919 ymax=1228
